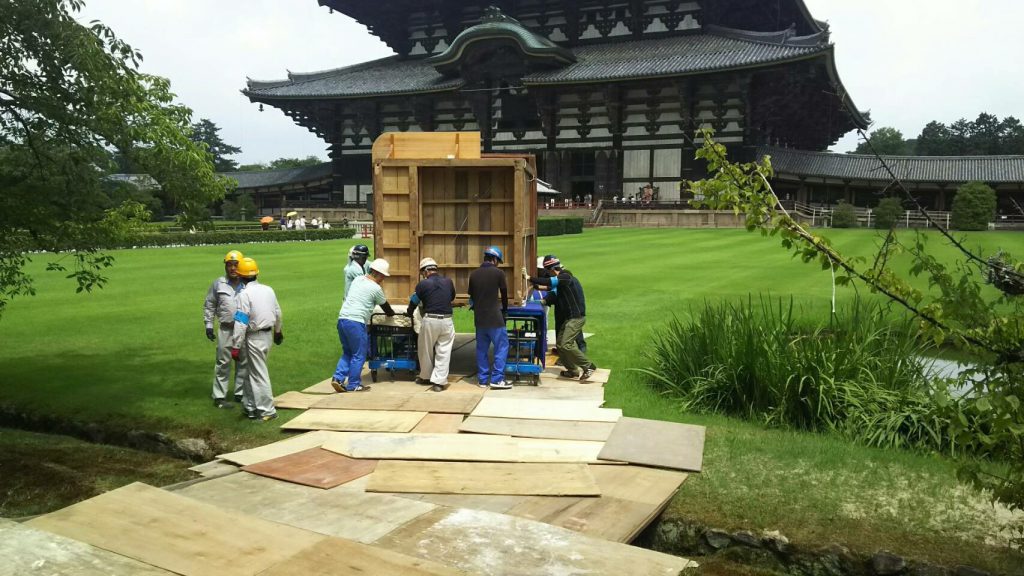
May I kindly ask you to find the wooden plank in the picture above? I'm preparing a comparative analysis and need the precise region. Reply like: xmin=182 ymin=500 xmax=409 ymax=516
xmin=374 ymin=507 xmax=697 ymax=576
xmin=471 ymin=397 xmax=622 ymax=422
xmin=489 ymin=384 xmax=605 ymax=402
xmin=260 ymin=537 xmax=469 ymax=576
xmin=598 ymin=417 xmax=706 ymax=472
xmin=412 ymin=413 xmax=465 ymax=433
xmin=394 ymin=493 xmax=526 ymax=514
xmin=542 ymin=366 xmax=612 ymax=384
xmin=241 ymin=448 xmax=377 ymax=489
xmin=514 ymin=438 xmax=607 ymax=463
xmin=371 ymin=132 xmax=481 ymax=161
xmin=188 ymin=459 xmax=240 ymax=478
xmin=0 ymin=518 xmax=176 ymax=576
xmin=312 ymin=391 xmax=482 ymax=414
xmin=366 ymin=461 xmax=600 ymax=496
xmin=26 ymin=483 xmax=324 ymax=576
xmin=178 ymin=471 xmax=437 ymax=545
xmin=282 ymin=409 xmax=426 ymax=433
xmin=274 ymin=390 xmax=324 ymax=409
xmin=460 ymin=416 xmax=615 ymax=442
xmin=217 ymin=430 xmax=347 ymax=466
xmin=324 ymin=432 xmax=517 ymax=462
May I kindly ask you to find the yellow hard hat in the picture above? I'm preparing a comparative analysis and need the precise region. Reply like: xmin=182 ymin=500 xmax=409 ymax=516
xmin=237 ymin=257 xmax=259 ymax=278
xmin=224 ymin=250 xmax=244 ymax=263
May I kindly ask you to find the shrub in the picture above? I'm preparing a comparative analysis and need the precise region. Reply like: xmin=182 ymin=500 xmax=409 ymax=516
xmin=102 ymin=228 xmax=355 ymax=249
xmin=831 ymin=202 xmax=857 ymax=228
xmin=538 ymin=217 xmax=584 ymax=237
xmin=873 ymin=197 xmax=904 ymax=229
xmin=951 ymin=181 xmax=997 ymax=231
xmin=639 ymin=296 xmax=961 ymax=453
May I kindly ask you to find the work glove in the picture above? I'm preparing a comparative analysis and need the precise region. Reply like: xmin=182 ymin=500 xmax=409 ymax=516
xmin=405 ymin=308 xmax=415 ymax=318
xmin=206 ymin=327 xmax=215 ymax=341
xmin=273 ymin=332 xmax=284 ymax=345
xmin=230 ymin=348 xmax=240 ymax=360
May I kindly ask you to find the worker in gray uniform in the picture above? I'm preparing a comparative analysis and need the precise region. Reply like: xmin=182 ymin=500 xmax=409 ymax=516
xmin=203 ymin=249 xmax=248 ymax=409
xmin=230 ymin=257 xmax=284 ymax=422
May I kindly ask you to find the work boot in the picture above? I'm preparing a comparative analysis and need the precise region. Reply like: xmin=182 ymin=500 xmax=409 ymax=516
xmin=415 ymin=377 xmax=432 ymax=386
xmin=430 ymin=384 xmax=446 ymax=392
xmin=559 ymin=370 xmax=579 ymax=378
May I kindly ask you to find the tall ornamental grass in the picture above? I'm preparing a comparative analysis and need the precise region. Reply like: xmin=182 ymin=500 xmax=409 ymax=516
xmin=640 ymin=297 xmax=958 ymax=453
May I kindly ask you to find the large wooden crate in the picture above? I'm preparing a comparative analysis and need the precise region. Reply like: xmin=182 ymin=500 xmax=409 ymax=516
xmin=372 ymin=132 xmax=537 ymax=305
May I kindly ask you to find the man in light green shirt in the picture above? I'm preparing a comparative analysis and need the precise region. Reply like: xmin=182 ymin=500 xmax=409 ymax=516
xmin=332 ymin=258 xmax=395 ymax=392
xmin=344 ymin=244 xmax=371 ymax=298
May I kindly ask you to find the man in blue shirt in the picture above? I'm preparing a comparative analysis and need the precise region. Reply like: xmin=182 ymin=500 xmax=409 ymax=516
xmin=406 ymin=257 xmax=456 ymax=392
xmin=332 ymin=258 xmax=395 ymax=392
xmin=468 ymin=246 xmax=510 ymax=389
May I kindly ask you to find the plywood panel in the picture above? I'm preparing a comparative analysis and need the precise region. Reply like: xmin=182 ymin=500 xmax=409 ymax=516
xmin=471 ymin=397 xmax=622 ymax=422
xmin=302 ymin=372 xmax=371 ymax=394
xmin=598 ymin=417 xmax=706 ymax=472
xmin=312 ymin=391 xmax=482 ymax=414
xmin=260 ymin=537 xmax=469 ymax=576
xmin=374 ymin=507 xmax=697 ymax=576
xmin=241 ymin=448 xmax=377 ymax=489
xmin=542 ymin=366 xmax=612 ymax=384
xmin=460 ymin=416 xmax=615 ymax=442
xmin=274 ymin=391 xmax=324 ymax=410
xmin=372 ymin=131 xmax=481 ymax=161
xmin=178 ymin=471 xmax=437 ymax=545
xmin=282 ymin=409 xmax=426 ymax=433
xmin=324 ymin=433 xmax=607 ymax=463
xmin=0 ymin=518 xmax=176 ymax=576
xmin=188 ymin=459 xmax=239 ymax=478
xmin=367 ymin=461 xmax=600 ymax=496
xmin=26 ymin=483 xmax=324 ymax=576
xmin=412 ymin=413 xmax=465 ymax=433
xmin=217 ymin=430 xmax=348 ymax=466
xmin=488 ymin=384 xmax=605 ymax=402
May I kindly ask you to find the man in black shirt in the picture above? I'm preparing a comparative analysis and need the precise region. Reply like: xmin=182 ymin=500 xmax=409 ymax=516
xmin=406 ymin=257 xmax=456 ymax=392
xmin=468 ymin=246 xmax=510 ymax=389
xmin=542 ymin=264 xmax=595 ymax=381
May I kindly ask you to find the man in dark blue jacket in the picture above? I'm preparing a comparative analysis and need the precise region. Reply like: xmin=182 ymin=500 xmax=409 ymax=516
xmin=542 ymin=263 xmax=595 ymax=381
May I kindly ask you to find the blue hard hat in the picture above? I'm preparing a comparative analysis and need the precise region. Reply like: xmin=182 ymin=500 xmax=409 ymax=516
xmin=484 ymin=246 xmax=503 ymax=263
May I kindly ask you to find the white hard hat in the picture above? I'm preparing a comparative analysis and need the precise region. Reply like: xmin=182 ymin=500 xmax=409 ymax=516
xmin=369 ymin=258 xmax=390 ymax=277
xmin=419 ymin=257 xmax=438 ymax=271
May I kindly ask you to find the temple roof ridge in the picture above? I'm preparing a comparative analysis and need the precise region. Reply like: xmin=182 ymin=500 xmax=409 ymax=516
xmin=705 ymin=24 xmax=830 ymax=48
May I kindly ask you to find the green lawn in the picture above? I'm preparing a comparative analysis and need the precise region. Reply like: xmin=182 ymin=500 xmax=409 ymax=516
xmin=1 ymin=228 xmax=1021 ymax=570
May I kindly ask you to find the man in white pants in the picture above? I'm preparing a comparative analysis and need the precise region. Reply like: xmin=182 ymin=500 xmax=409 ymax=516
xmin=230 ymin=257 xmax=284 ymax=422
xmin=405 ymin=257 xmax=456 ymax=392
xmin=203 ymin=250 xmax=248 ymax=409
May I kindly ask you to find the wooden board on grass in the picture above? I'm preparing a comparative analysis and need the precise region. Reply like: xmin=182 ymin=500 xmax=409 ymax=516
xmin=274 ymin=390 xmax=324 ymax=410
xmin=282 ymin=409 xmax=426 ymax=433
xmin=325 ymin=433 xmax=606 ymax=463
xmin=312 ymin=391 xmax=482 ymax=414
xmin=0 ymin=518 xmax=176 ymax=576
xmin=26 ymin=483 xmax=324 ymax=576
xmin=460 ymin=416 xmax=615 ymax=441
xmin=598 ymin=417 xmax=705 ymax=471
xmin=178 ymin=471 xmax=437 ymax=544
xmin=242 ymin=448 xmax=377 ymax=489
xmin=216 ymin=430 xmax=345 ymax=466
xmin=490 ymin=384 xmax=605 ymax=402
xmin=260 ymin=537 xmax=468 ymax=576
xmin=374 ymin=507 xmax=697 ymax=576
xmin=542 ymin=366 xmax=612 ymax=384
xmin=412 ymin=413 xmax=465 ymax=433
xmin=471 ymin=397 xmax=621 ymax=422
xmin=367 ymin=461 xmax=600 ymax=496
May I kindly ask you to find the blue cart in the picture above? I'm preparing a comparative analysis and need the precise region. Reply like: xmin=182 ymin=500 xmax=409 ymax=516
xmin=504 ymin=302 xmax=547 ymax=385
xmin=367 ymin=313 xmax=418 ymax=382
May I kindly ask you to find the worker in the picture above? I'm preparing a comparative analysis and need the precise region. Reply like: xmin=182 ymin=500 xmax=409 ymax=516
xmin=344 ymin=244 xmax=371 ymax=298
xmin=203 ymin=250 xmax=248 ymax=409
xmin=406 ymin=257 xmax=456 ymax=392
xmin=541 ymin=262 xmax=596 ymax=381
xmin=331 ymin=258 xmax=396 ymax=393
xmin=468 ymin=246 xmax=511 ymax=389
xmin=229 ymin=257 xmax=284 ymax=421
xmin=523 ymin=255 xmax=587 ymax=357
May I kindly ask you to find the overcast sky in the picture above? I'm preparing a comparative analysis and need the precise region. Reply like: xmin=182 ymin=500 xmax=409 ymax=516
xmin=79 ymin=0 xmax=1024 ymax=164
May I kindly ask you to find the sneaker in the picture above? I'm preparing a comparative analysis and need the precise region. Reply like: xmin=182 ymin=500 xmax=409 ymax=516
xmin=489 ymin=380 xmax=512 ymax=390
xmin=580 ymin=366 xmax=596 ymax=381
xmin=213 ymin=398 xmax=233 ymax=409
xmin=257 ymin=413 xmax=278 ymax=422
xmin=478 ymin=382 xmax=489 ymax=389
xmin=345 ymin=384 xmax=371 ymax=392
xmin=330 ymin=378 xmax=345 ymax=393
xmin=559 ymin=370 xmax=580 ymax=378
xmin=415 ymin=377 xmax=432 ymax=386
xmin=242 ymin=409 xmax=256 ymax=420
xmin=430 ymin=384 xmax=446 ymax=392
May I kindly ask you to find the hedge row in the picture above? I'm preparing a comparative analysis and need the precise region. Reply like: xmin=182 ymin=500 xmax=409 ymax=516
xmin=538 ymin=217 xmax=584 ymax=237
xmin=104 ymin=228 xmax=356 ymax=249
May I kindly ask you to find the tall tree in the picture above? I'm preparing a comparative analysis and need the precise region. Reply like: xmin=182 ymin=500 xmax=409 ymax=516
xmin=236 ymin=155 xmax=326 ymax=172
xmin=853 ymin=127 xmax=907 ymax=155
xmin=969 ymin=112 xmax=1002 ymax=155
xmin=0 ymin=0 xmax=226 ymax=317
xmin=916 ymin=121 xmax=953 ymax=156
xmin=190 ymin=118 xmax=242 ymax=172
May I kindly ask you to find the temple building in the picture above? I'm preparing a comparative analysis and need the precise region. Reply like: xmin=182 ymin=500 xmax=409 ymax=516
xmin=243 ymin=0 xmax=869 ymax=206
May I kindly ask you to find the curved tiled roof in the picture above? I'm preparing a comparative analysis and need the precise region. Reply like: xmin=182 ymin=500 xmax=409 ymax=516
xmin=222 ymin=163 xmax=332 ymax=190
xmin=244 ymin=31 xmax=830 ymax=100
xmin=763 ymin=146 xmax=1024 ymax=184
